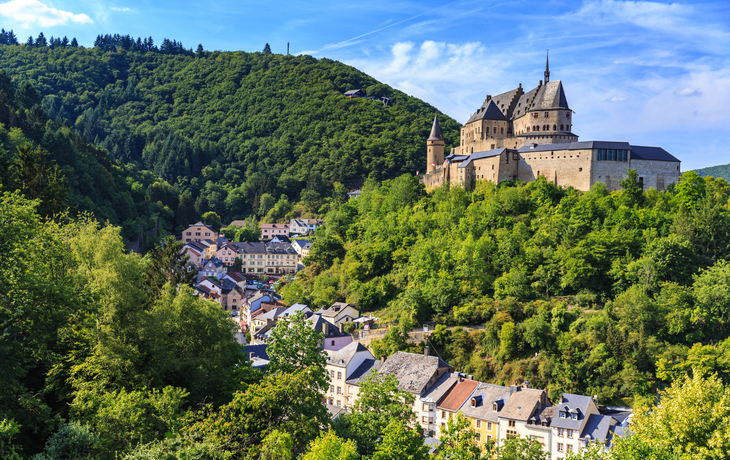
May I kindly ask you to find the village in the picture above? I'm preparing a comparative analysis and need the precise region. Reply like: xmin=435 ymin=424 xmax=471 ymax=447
xmin=178 ymin=217 xmax=633 ymax=459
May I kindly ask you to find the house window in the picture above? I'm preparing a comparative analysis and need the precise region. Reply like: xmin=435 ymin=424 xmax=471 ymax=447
xmin=487 ymin=422 xmax=492 ymax=430
xmin=558 ymin=443 xmax=564 ymax=452
xmin=476 ymin=433 xmax=481 ymax=442
xmin=336 ymin=400 xmax=341 ymax=407
xmin=330 ymin=385 xmax=334 ymax=393
xmin=567 ymin=429 xmax=574 ymax=438
xmin=337 ymin=387 xmax=342 ymax=395
xmin=558 ymin=428 xmax=564 ymax=436
xmin=337 ymin=372 xmax=342 ymax=380
xmin=508 ymin=420 xmax=516 ymax=428
xmin=331 ymin=340 xmax=335 ymax=346
xmin=572 ymin=414 xmax=578 ymax=420
xmin=330 ymin=370 xmax=335 ymax=379
xmin=442 ymin=411 xmax=446 ymax=418
xmin=567 ymin=445 xmax=573 ymax=453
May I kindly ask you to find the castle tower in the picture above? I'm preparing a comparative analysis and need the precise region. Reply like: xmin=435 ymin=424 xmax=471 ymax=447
xmin=544 ymin=51 xmax=550 ymax=83
xmin=427 ymin=115 xmax=444 ymax=173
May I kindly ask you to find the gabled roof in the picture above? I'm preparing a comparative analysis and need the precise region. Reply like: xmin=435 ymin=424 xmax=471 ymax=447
xmin=327 ymin=342 xmax=370 ymax=367
xmin=188 ymin=221 xmax=216 ymax=232
xmin=280 ymin=303 xmax=310 ymax=318
xmin=533 ymin=80 xmax=569 ymax=110
xmin=498 ymin=388 xmax=545 ymax=421
xmin=439 ymin=379 xmax=479 ymax=411
xmin=345 ymin=358 xmax=382 ymax=386
xmin=551 ymin=393 xmax=596 ymax=429
xmin=244 ymin=344 xmax=269 ymax=361
xmin=266 ymin=242 xmax=297 ymax=254
xmin=458 ymin=382 xmax=513 ymax=422
xmin=379 ymin=351 xmax=451 ymax=395
xmin=466 ymin=99 xmax=508 ymax=124
xmin=203 ymin=258 xmax=224 ymax=268
xmin=428 ymin=115 xmax=444 ymax=141
xmin=458 ymin=148 xmax=508 ymax=168
xmin=261 ymin=223 xmax=289 ymax=229
xmin=320 ymin=302 xmax=357 ymax=318
xmin=256 ymin=307 xmax=287 ymax=321
xmin=513 ymin=85 xmax=541 ymax=119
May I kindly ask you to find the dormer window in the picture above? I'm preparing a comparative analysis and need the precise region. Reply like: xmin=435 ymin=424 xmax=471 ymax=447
xmin=572 ymin=414 xmax=578 ymax=420
xmin=493 ymin=403 xmax=498 ymax=412
xmin=560 ymin=412 xmax=566 ymax=419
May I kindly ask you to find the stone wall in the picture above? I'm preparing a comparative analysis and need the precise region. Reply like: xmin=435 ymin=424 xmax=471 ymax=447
xmin=632 ymin=159 xmax=681 ymax=191
xmin=518 ymin=148 xmax=593 ymax=191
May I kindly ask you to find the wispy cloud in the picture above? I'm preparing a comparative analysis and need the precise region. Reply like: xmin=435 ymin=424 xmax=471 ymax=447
xmin=110 ymin=7 xmax=134 ymax=13
xmin=674 ymin=87 xmax=701 ymax=97
xmin=0 ymin=0 xmax=93 ymax=27
xmin=607 ymin=96 xmax=627 ymax=102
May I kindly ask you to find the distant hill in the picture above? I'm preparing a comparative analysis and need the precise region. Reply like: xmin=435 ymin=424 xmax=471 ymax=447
xmin=0 ymin=40 xmax=461 ymax=234
xmin=696 ymin=164 xmax=730 ymax=182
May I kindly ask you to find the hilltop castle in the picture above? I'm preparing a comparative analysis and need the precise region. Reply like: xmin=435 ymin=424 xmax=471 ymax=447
xmin=423 ymin=55 xmax=681 ymax=192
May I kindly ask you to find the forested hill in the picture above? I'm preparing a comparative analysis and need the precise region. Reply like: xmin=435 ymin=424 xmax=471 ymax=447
xmin=696 ymin=163 xmax=730 ymax=182
xmin=0 ymin=39 xmax=461 ymax=235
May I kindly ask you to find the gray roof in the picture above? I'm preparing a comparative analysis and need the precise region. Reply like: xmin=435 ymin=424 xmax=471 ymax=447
xmin=428 ymin=115 xmax=444 ymax=141
xmin=532 ymin=80 xmax=570 ymax=110
xmin=581 ymin=414 xmax=615 ymax=443
xmin=325 ymin=403 xmax=348 ymax=419
xmin=551 ymin=394 xmax=596 ymax=430
xmin=257 ymin=307 xmax=287 ymax=321
xmin=466 ymin=99 xmax=508 ymax=124
xmin=458 ymin=383 xmax=513 ymax=422
xmin=321 ymin=302 xmax=357 ymax=318
xmin=498 ymin=388 xmax=545 ymax=421
xmin=379 ymin=351 xmax=451 ymax=395
xmin=445 ymin=154 xmax=469 ymax=162
xmin=513 ymin=85 xmax=541 ymax=119
xmin=420 ymin=373 xmax=460 ymax=403
xmin=345 ymin=358 xmax=382 ymax=386
xmin=280 ymin=303 xmax=310 ymax=318
xmin=232 ymin=242 xmax=267 ymax=254
xmin=327 ymin=342 xmax=369 ymax=367
xmin=244 ymin=344 xmax=269 ymax=361
xmin=266 ymin=242 xmax=297 ymax=254
xmin=458 ymin=148 xmax=508 ymax=168
xmin=630 ymin=145 xmax=680 ymax=162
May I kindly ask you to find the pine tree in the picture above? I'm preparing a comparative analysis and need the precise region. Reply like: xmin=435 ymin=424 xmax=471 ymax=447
xmin=8 ymin=30 xmax=17 ymax=45
xmin=25 ymin=36 xmax=33 ymax=47
xmin=262 ymin=43 xmax=272 ymax=55
xmin=35 ymin=32 xmax=46 ymax=47
xmin=195 ymin=43 xmax=204 ymax=58
xmin=70 ymin=37 xmax=78 ymax=47
xmin=61 ymin=36 xmax=68 ymax=47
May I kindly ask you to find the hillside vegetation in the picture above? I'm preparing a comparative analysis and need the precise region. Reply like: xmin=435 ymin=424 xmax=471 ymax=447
xmin=283 ymin=171 xmax=730 ymax=405
xmin=696 ymin=163 xmax=730 ymax=182
xmin=0 ymin=38 xmax=460 ymax=238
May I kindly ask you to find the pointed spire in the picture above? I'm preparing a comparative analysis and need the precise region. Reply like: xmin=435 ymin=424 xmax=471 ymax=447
xmin=544 ymin=50 xmax=550 ymax=83
xmin=428 ymin=114 xmax=443 ymax=141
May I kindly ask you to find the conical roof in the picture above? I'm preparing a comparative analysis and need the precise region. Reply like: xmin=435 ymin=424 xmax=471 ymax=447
xmin=428 ymin=115 xmax=443 ymax=141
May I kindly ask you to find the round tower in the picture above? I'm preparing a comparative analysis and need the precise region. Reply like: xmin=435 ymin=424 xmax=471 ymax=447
xmin=427 ymin=115 xmax=444 ymax=173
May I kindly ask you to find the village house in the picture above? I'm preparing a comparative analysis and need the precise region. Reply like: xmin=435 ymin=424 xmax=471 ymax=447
xmin=216 ymin=242 xmax=239 ymax=266
xmin=183 ymin=222 xmax=219 ymax=244
xmin=317 ymin=302 xmax=359 ymax=325
xmin=435 ymin=377 xmax=479 ymax=437
xmin=183 ymin=243 xmax=205 ymax=269
xmin=291 ymin=239 xmax=312 ymax=256
xmin=219 ymin=279 xmax=245 ymax=311
xmin=496 ymin=386 xmax=552 ymax=449
xmin=344 ymin=357 xmax=382 ymax=409
xmin=289 ymin=218 xmax=325 ymax=235
xmin=459 ymin=382 xmax=514 ymax=448
xmin=325 ymin=342 xmax=375 ymax=408
xmin=200 ymin=258 xmax=225 ymax=279
xmin=261 ymin=223 xmax=289 ymax=239
xmin=419 ymin=373 xmax=460 ymax=436
xmin=378 ymin=349 xmax=453 ymax=432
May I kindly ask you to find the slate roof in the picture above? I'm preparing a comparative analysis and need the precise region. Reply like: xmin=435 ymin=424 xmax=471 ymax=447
xmin=513 ymin=85 xmax=542 ymax=119
xmin=439 ymin=379 xmax=479 ymax=411
xmin=551 ymin=394 xmax=596 ymax=430
xmin=533 ymin=80 xmax=570 ymax=110
xmin=458 ymin=383 xmax=513 ymax=422
xmin=498 ymin=388 xmax=545 ymax=421
xmin=420 ymin=373 xmax=460 ymax=404
xmin=327 ymin=342 xmax=369 ymax=367
xmin=189 ymin=221 xmax=216 ymax=232
xmin=232 ymin=242 xmax=267 ymax=254
xmin=428 ymin=115 xmax=444 ymax=141
xmin=326 ymin=403 xmax=349 ymax=419
xmin=345 ymin=358 xmax=382 ymax=386
xmin=458 ymin=148 xmax=508 ymax=168
xmin=266 ymin=242 xmax=297 ymax=254
xmin=581 ymin=414 xmax=616 ymax=443
xmin=320 ymin=302 xmax=357 ymax=318
xmin=630 ymin=145 xmax=680 ymax=162
xmin=256 ymin=307 xmax=287 ymax=321
xmin=379 ymin=351 xmax=451 ymax=395
xmin=466 ymin=99 xmax=508 ymax=124
xmin=244 ymin=344 xmax=269 ymax=361
xmin=280 ymin=303 xmax=310 ymax=318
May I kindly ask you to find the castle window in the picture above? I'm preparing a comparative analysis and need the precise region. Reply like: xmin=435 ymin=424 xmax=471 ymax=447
xmin=501 ymin=127 xmax=504 ymax=134
xmin=553 ymin=125 xmax=557 ymax=131
xmin=579 ymin=168 xmax=583 ymax=172
xmin=561 ymin=124 xmax=564 ymax=131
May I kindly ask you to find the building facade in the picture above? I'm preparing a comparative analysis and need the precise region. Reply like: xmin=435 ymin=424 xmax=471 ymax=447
xmin=422 ymin=56 xmax=681 ymax=192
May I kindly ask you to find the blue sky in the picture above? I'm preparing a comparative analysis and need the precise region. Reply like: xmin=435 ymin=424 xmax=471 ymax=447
xmin=0 ymin=0 xmax=728 ymax=170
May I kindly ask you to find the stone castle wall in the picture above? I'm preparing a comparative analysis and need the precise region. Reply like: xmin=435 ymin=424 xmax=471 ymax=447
xmin=518 ymin=148 xmax=593 ymax=190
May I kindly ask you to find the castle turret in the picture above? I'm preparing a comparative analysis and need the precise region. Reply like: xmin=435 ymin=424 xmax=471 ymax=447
xmin=427 ymin=115 xmax=444 ymax=173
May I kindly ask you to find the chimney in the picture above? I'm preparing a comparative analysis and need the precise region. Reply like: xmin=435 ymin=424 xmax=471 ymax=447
xmin=380 ymin=355 xmax=386 ymax=364
xmin=321 ymin=322 xmax=328 ymax=335
xmin=468 ymin=375 xmax=473 ymax=380
xmin=339 ymin=323 xmax=344 ymax=334
xmin=424 ymin=346 xmax=430 ymax=357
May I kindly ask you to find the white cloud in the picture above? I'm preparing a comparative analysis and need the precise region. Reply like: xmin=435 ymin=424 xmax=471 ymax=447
xmin=110 ymin=7 xmax=133 ymax=13
xmin=674 ymin=87 xmax=701 ymax=97
xmin=0 ymin=0 xmax=92 ymax=27
xmin=608 ymin=96 xmax=627 ymax=102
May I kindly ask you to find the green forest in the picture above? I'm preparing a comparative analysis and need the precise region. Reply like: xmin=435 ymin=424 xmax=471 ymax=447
xmin=696 ymin=162 xmax=730 ymax=182
xmin=0 ymin=33 xmax=460 ymax=241
xmin=283 ymin=171 xmax=730 ymax=407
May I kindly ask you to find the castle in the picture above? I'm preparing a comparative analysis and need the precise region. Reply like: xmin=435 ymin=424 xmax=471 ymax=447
xmin=423 ymin=55 xmax=681 ymax=192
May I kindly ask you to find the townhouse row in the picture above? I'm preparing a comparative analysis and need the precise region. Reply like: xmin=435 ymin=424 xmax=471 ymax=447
xmin=325 ymin=344 xmax=631 ymax=459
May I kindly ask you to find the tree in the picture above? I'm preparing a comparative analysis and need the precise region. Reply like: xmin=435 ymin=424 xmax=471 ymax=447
xmin=619 ymin=168 xmax=643 ymax=207
xmin=0 ymin=419 xmax=22 ymax=460
xmin=263 ymin=43 xmax=272 ymax=54
xmin=196 ymin=43 xmax=205 ymax=57
xmin=305 ymin=234 xmax=345 ymax=269
xmin=143 ymin=236 xmax=196 ymax=304
xmin=266 ymin=310 xmax=328 ymax=392
xmin=201 ymin=211 xmax=222 ymax=231
xmin=373 ymin=419 xmax=429 ymax=460
xmin=435 ymin=413 xmax=488 ymax=460
xmin=335 ymin=371 xmax=414 ymax=457
xmin=496 ymin=436 xmax=549 ymax=460
xmin=33 ymin=422 xmax=99 ymax=460
xmin=302 ymin=431 xmax=358 ymax=460
xmin=259 ymin=430 xmax=293 ymax=460
xmin=71 ymin=37 xmax=78 ymax=47
xmin=12 ymin=143 xmax=67 ymax=217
